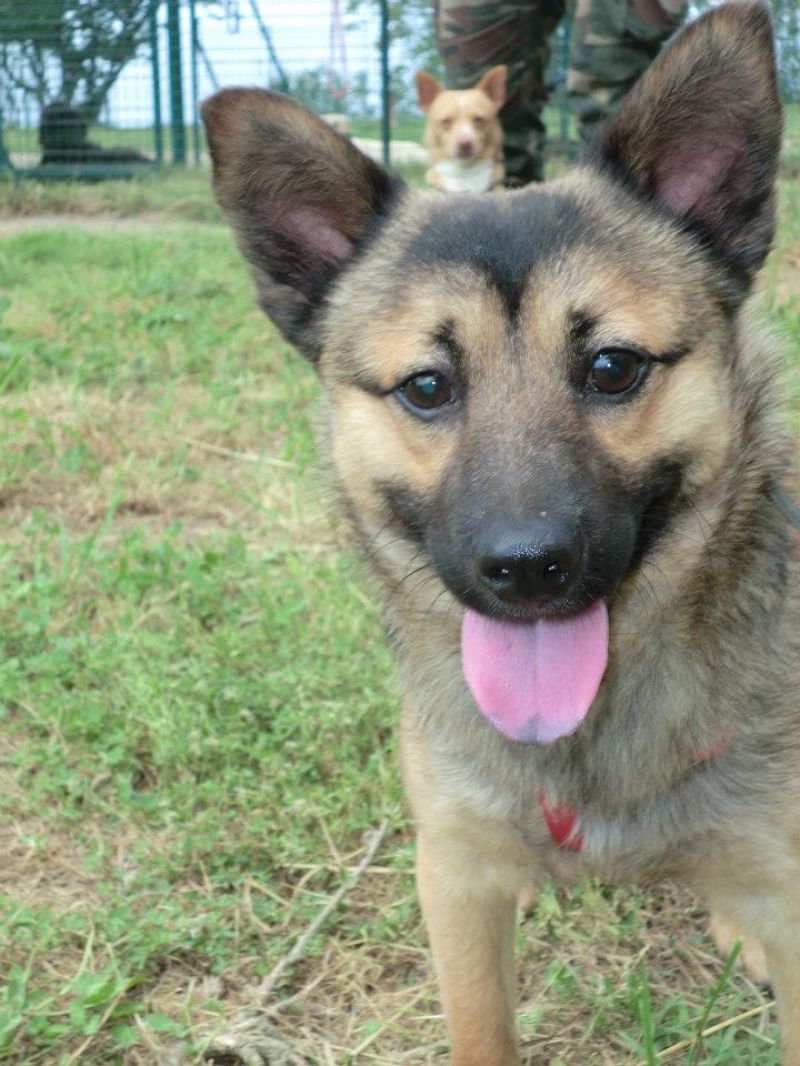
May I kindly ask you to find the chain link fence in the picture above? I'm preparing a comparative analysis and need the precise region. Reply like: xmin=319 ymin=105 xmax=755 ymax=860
xmin=0 ymin=1 xmax=797 ymax=181
xmin=0 ymin=0 xmax=577 ymax=180
xmin=0 ymin=0 xmax=403 ymax=178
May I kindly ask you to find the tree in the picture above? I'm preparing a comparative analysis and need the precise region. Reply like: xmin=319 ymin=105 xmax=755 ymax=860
xmin=0 ymin=0 xmax=155 ymax=122
xmin=276 ymin=66 xmax=349 ymax=115
xmin=346 ymin=0 xmax=442 ymax=115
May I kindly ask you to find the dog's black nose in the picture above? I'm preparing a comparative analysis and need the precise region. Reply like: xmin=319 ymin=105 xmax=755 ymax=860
xmin=475 ymin=522 xmax=582 ymax=605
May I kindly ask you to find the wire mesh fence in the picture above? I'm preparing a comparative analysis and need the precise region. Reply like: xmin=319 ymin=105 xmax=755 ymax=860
xmin=1 ymin=1 xmax=163 ymax=176
xmin=0 ymin=0 xmax=578 ymax=179
xmin=0 ymin=1 xmax=797 ymax=181
xmin=0 ymin=0 xmax=398 ymax=177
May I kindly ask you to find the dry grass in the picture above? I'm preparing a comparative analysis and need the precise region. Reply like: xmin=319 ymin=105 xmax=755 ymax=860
xmin=0 ymin=383 xmax=335 ymax=552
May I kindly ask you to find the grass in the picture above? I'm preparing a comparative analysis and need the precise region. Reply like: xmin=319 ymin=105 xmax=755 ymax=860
xmin=0 ymin=168 xmax=221 ymax=222
xmin=0 ymin=164 xmax=798 ymax=1065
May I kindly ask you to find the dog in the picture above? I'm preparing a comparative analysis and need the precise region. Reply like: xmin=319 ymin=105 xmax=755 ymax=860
xmin=415 ymin=65 xmax=506 ymax=192
xmin=39 ymin=102 xmax=151 ymax=167
xmin=201 ymin=3 xmax=800 ymax=1062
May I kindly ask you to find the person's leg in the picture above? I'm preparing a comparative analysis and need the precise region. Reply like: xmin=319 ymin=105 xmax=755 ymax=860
xmin=567 ymin=0 xmax=687 ymax=137
xmin=436 ymin=0 xmax=565 ymax=184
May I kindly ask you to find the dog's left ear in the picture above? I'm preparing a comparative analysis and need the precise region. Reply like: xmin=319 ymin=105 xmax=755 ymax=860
xmin=592 ymin=0 xmax=782 ymax=288
xmin=202 ymin=88 xmax=401 ymax=361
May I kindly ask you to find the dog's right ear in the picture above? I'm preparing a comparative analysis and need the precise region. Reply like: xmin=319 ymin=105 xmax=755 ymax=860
xmin=416 ymin=71 xmax=444 ymax=112
xmin=475 ymin=65 xmax=507 ymax=110
xmin=202 ymin=88 xmax=401 ymax=361
xmin=591 ymin=0 xmax=782 ymax=291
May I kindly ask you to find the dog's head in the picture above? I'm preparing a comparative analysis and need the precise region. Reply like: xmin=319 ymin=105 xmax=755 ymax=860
xmin=203 ymin=2 xmax=782 ymax=742
xmin=414 ymin=66 xmax=507 ymax=162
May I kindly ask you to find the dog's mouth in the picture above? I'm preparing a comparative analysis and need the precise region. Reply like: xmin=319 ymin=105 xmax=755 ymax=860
xmin=461 ymin=600 xmax=609 ymax=745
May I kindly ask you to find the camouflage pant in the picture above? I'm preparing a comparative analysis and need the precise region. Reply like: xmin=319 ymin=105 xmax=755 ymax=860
xmin=435 ymin=0 xmax=687 ymax=183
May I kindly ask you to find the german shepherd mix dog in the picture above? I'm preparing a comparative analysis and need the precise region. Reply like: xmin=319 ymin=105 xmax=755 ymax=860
xmin=202 ymin=3 xmax=800 ymax=1062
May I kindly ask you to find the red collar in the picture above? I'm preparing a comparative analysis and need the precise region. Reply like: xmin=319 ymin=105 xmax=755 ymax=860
xmin=539 ymin=733 xmax=734 ymax=853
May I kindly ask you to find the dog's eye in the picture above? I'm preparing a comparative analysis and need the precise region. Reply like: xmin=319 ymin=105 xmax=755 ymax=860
xmin=586 ymin=349 xmax=646 ymax=396
xmin=398 ymin=372 xmax=454 ymax=414
xmin=472 ymin=116 xmax=486 ymax=127
xmin=439 ymin=118 xmax=453 ymax=130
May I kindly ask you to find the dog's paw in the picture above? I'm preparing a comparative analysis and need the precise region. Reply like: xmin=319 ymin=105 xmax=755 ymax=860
xmin=518 ymin=885 xmax=538 ymax=915
xmin=708 ymin=912 xmax=770 ymax=985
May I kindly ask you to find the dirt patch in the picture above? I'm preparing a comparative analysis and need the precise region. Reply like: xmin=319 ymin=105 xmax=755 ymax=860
xmin=0 ymin=383 xmax=336 ymax=554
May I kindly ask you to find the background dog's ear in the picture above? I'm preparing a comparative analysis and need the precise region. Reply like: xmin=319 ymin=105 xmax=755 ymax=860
xmin=591 ymin=0 xmax=782 ymax=287
xmin=202 ymin=88 xmax=401 ymax=361
xmin=476 ymin=65 xmax=507 ymax=110
xmin=416 ymin=71 xmax=444 ymax=112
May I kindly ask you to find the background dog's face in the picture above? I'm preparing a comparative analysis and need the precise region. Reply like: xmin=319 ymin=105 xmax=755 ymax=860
xmin=415 ymin=67 xmax=506 ymax=162
xmin=202 ymin=1 xmax=781 ymax=624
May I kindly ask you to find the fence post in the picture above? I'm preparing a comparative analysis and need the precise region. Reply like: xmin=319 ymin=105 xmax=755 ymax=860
xmin=559 ymin=18 xmax=570 ymax=144
xmin=166 ymin=0 xmax=186 ymax=164
xmin=189 ymin=0 xmax=201 ymax=165
xmin=379 ymin=0 xmax=390 ymax=167
xmin=247 ymin=0 xmax=290 ymax=92
xmin=150 ymin=1 xmax=164 ymax=165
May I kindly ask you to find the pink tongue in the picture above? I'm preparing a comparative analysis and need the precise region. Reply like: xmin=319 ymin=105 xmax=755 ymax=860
xmin=461 ymin=601 xmax=609 ymax=745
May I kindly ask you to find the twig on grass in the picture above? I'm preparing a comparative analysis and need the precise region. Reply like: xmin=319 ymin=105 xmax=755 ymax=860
xmin=349 ymin=984 xmax=430 ymax=1057
xmin=202 ymin=822 xmax=390 ymax=1066
xmin=256 ymin=820 xmax=390 ymax=1006
xmin=633 ymin=1003 xmax=772 ymax=1064
xmin=179 ymin=435 xmax=295 ymax=466
xmin=739 ymin=1024 xmax=776 ymax=1046
xmin=265 ymin=968 xmax=328 ymax=1016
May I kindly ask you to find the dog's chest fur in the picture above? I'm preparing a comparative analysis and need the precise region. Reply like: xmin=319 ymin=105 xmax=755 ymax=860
xmin=430 ymin=159 xmax=496 ymax=194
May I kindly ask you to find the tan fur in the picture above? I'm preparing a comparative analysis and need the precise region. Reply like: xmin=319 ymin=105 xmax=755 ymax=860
xmin=708 ymin=912 xmax=769 ymax=983
xmin=202 ymin=4 xmax=800 ymax=1061
xmin=416 ymin=67 xmax=507 ymax=191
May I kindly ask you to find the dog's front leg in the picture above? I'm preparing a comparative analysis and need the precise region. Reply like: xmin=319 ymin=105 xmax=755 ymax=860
xmin=416 ymin=829 xmax=523 ymax=1066
xmin=763 ymin=933 xmax=800 ymax=1066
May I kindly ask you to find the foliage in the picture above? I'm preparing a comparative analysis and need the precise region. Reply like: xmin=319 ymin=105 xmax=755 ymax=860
xmin=0 ymin=0 xmax=154 ymax=120
xmin=343 ymin=0 xmax=441 ymax=114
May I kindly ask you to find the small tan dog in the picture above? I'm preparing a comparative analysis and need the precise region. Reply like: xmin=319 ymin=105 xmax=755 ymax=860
xmin=416 ymin=66 xmax=507 ymax=192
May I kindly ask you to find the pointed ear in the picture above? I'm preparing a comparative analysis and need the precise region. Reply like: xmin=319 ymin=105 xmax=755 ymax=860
xmin=201 ymin=88 xmax=401 ymax=361
xmin=591 ymin=0 xmax=782 ymax=289
xmin=476 ymin=65 xmax=507 ymax=110
xmin=416 ymin=71 xmax=444 ymax=112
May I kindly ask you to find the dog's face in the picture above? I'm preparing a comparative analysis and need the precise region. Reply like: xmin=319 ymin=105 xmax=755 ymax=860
xmin=203 ymin=2 xmax=781 ymax=732
xmin=416 ymin=67 xmax=506 ymax=162
xmin=320 ymin=183 xmax=734 ymax=621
